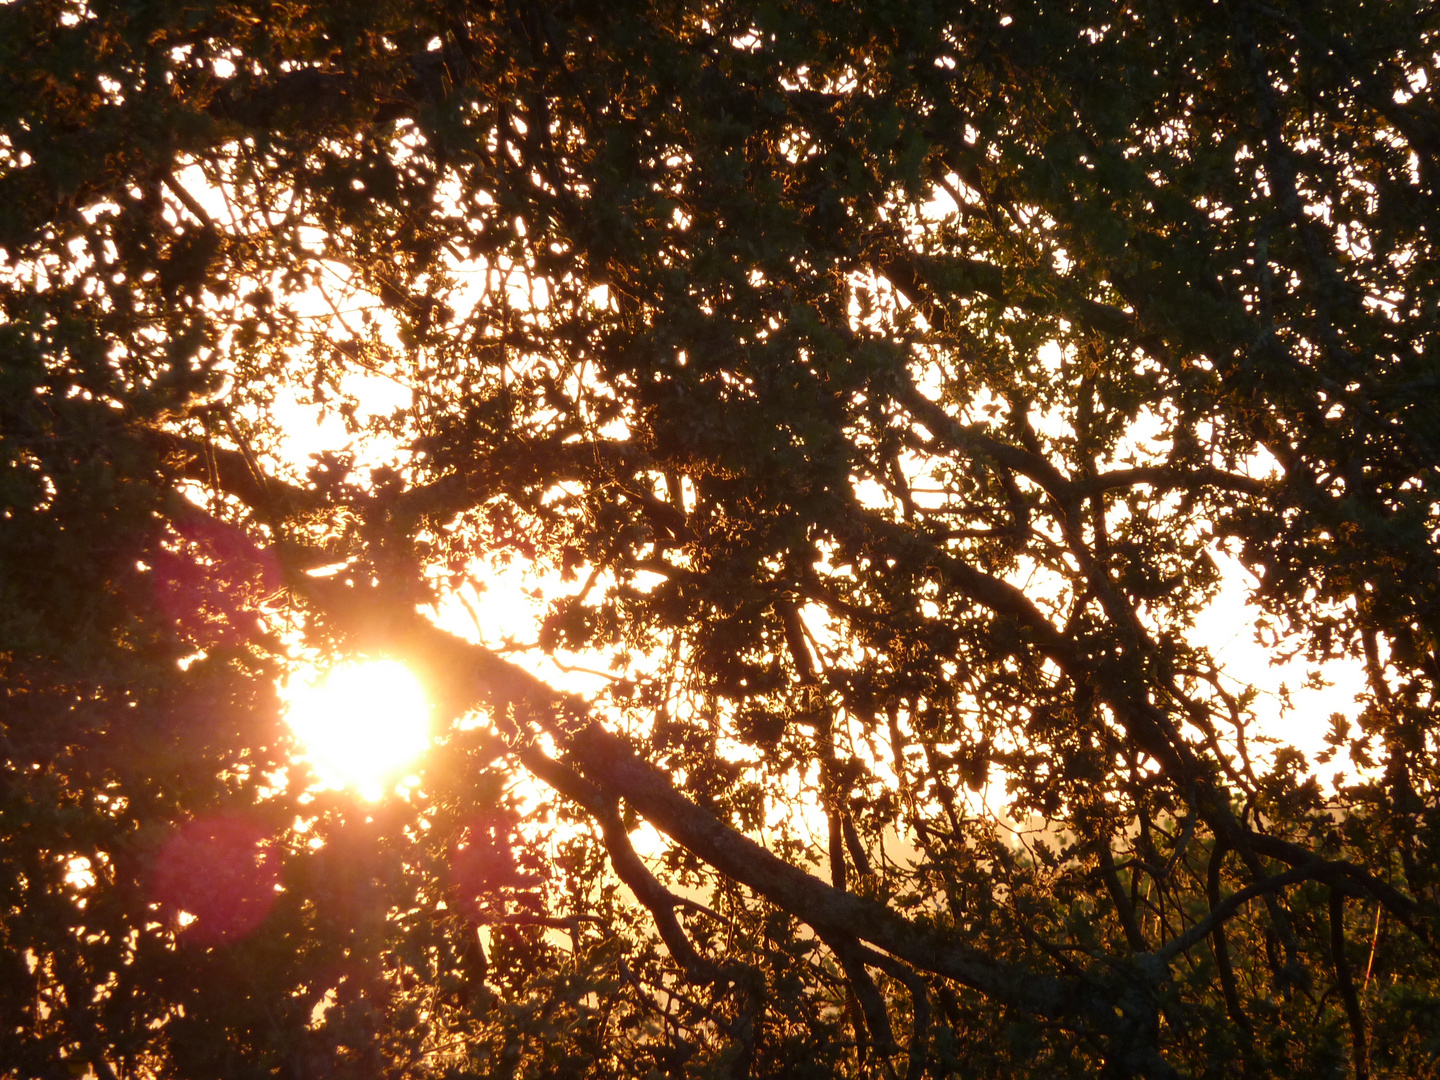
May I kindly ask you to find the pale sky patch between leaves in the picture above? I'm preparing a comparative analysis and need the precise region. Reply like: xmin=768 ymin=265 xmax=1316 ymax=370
xmin=275 ymin=343 xmax=1370 ymax=819
xmin=252 ymin=190 xmax=1374 ymax=812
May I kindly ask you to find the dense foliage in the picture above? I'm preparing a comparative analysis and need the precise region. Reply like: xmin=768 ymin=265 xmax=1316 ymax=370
xmin=3 ymin=1 xmax=1439 ymax=1077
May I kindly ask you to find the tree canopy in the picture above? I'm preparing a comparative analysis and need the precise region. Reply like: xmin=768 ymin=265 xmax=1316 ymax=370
xmin=3 ymin=1 xmax=1439 ymax=1077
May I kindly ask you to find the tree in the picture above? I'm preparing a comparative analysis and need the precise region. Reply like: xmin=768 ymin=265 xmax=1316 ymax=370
xmin=3 ymin=0 xmax=1439 ymax=1076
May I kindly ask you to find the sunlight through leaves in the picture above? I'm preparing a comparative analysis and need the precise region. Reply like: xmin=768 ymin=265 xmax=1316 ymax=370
xmin=285 ymin=660 xmax=432 ymax=800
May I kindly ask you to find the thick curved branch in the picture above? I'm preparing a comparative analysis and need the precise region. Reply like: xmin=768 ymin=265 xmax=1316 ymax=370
xmin=843 ymin=938 xmax=934 ymax=1080
xmin=1073 ymin=465 xmax=1269 ymax=498
xmin=1159 ymin=855 xmax=1385 ymax=965
xmin=1248 ymin=833 xmax=1428 ymax=936
xmin=597 ymin=800 xmax=722 ymax=984
xmin=1098 ymin=839 xmax=1150 ymax=954
xmin=146 ymin=429 xmax=321 ymax=518
xmin=879 ymin=252 xmax=1171 ymax=358
xmin=888 ymin=375 xmax=1076 ymax=503
xmin=824 ymin=931 xmax=897 ymax=1055
xmin=311 ymin=584 xmax=1118 ymax=1034
xmin=1202 ymin=838 xmax=1254 ymax=1049
xmin=1329 ymin=890 xmax=1370 ymax=1080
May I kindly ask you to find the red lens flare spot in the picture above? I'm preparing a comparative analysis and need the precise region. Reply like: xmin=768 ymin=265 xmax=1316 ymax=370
xmin=151 ymin=817 xmax=279 ymax=944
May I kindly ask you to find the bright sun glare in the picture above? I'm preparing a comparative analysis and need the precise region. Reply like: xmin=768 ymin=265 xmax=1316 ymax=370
xmin=285 ymin=660 xmax=432 ymax=800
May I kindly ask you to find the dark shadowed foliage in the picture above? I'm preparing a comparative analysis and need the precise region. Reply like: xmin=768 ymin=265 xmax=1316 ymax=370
xmin=2 ymin=1 xmax=1439 ymax=1077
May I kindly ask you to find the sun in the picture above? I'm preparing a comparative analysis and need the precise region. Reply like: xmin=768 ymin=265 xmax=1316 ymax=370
xmin=284 ymin=659 xmax=432 ymax=800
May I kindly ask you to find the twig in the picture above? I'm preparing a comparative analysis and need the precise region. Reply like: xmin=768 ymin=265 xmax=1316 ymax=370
xmin=1362 ymin=905 xmax=1382 ymax=992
